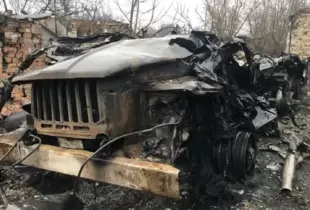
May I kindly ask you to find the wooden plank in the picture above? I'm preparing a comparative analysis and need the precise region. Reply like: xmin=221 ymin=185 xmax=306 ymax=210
xmin=0 ymin=132 xmax=180 ymax=199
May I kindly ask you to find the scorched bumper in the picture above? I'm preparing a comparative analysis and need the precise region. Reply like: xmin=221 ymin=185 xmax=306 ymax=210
xmin=0 ymin=133 xmax=181 ymax=199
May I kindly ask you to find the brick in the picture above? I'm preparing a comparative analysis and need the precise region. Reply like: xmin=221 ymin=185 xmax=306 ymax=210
xmin=3 ymin=27 xmax=17 ymax=32
xmin=20 ymin=22 xmax=32 ymax=28
xmin=6 ymin=53 xmax=16 ymax=58
xmin=32 ymin=37 xmax=41 ymax=44
xmin=23 ymin=50 xmax=32 ymax=57
xmin=3 ymin=47 xmax=17 ymax=53
xmin=4 ymin=57 xmax=12 ymax=63
xmin=19 ymin=27 xmax=31 ymax=33
xmin=22 ymin=38 xmax=33 ymax=45
xmin=23 ymin=32 xmax=32 ymax=39
xmin=4 ymin=39 xmax=19 ymax=44
xmin=7 ymin=63 xmax=17 ymax=69
xmin=6 ymin=21 xmax=19 ymax=28
xmin=16 ymin=52 xmax=24 ymax=59
xmin=21 ymin=43 xmax=33 ymax=49
xmin=12 ymin=58 xmax=21 ymax=65
xmin=4 ymin=32 xmax=20 ymax=39
xmin=31 ymin=24 xmax=41 ymax=34
xmin=33 ymin=33 xmax=42 ymax=38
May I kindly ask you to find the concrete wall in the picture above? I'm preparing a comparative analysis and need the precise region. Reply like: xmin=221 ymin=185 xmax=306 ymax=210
xmin=66 ymin=19 xmax=131 ymax=37
xmin=40 ymin=18 xmax=67 ymax=46
xmin=287 ymin=8 xmax=310 ymax=59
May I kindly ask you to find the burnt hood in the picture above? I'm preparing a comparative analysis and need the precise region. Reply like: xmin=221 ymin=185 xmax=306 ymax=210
xmin=12 ymin=34 xmax=203 ymax=84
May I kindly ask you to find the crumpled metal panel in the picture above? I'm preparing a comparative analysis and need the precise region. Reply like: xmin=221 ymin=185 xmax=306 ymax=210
xmin=143 ymin=76 xmax=223 ymax=94
xmin=12 ymin=35 xmax=200 ymax=83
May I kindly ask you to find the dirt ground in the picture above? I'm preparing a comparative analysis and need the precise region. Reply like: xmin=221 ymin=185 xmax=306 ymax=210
xmin=1 ymin=86 xmax=310 ymax=210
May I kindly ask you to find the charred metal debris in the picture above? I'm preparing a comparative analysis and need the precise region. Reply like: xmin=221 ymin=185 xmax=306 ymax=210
xmin=253 ymin=52 xmax=308 ymax=120
xmin=0 ymin=31 xmax=307 ymax=204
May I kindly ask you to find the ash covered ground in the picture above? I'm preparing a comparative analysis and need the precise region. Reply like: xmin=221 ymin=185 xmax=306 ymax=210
xmin=1 ymin=88 xmax=310 ymax=210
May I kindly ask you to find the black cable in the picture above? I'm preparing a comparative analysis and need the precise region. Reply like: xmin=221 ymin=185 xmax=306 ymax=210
xmin=0 ymin=133 xmax=40 ymax=209
xmin=73 ymin=122 xmax=180 ymax=194
xmin=0 ymin=128 xmax=30 ymax=162
xmin=0 ymin=132 xmax=41 ymax=166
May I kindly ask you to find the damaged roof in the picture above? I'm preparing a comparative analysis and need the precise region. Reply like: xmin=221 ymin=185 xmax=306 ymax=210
xmin=12 ymin=34 xmax=203 ymax=83
xmin=0 ymin=11 xmax=53 ymax=22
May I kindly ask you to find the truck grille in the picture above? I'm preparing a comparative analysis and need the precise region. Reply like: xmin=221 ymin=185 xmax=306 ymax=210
xmin=31 ymin=78 xmax=140 ymax=140
xmin=32 ymin=79 xmax=100 ymax=125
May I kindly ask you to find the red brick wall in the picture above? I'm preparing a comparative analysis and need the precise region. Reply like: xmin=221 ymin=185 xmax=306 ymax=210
xmin=0 ymin=20 xmax=47 ymax=116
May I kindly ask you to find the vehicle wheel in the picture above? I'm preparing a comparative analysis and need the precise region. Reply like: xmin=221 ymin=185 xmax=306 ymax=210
xmin=230 ymin=132 xmax=257 ymax=181
xmin=212 ymin=131 xmax=257 ymax=181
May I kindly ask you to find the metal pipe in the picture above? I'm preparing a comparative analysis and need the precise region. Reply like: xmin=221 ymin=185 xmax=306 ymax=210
xmin=281 ymin=153 xmax=296 ymax=192
xmin=11 ymin=134 xmax=42 ymax=167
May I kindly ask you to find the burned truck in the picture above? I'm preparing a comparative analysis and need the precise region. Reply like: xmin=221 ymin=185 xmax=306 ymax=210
xmin=0 ymin=31 xmax=276 ymax=205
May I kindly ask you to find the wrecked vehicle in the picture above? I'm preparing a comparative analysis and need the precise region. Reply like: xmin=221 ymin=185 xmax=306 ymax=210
xmin=253 ymin=52 xmax=308 ymax=116
xmin=0 ymin=31 xmax=277 ymax=206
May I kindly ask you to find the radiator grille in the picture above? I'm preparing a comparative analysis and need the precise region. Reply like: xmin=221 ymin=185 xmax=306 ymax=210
xmin=32 ymin=79 xmax=100 ymax=123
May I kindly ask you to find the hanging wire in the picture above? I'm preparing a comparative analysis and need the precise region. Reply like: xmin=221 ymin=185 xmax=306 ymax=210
xmin=73 ymin=121 xmax=180 ymax=194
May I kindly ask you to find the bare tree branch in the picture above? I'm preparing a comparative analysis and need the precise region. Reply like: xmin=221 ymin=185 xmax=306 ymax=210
xmin=234 ymin=1 xmax=262 ymax=36
xmin=176 ymin=4 xmax=193 ymax=31
xmin=247 ymin=0 xmax=309 ymax=55
xmin=2 ymin=0 xmax=7 ymax=11
xmin=114 ymin=0 xmax=171 ymax=36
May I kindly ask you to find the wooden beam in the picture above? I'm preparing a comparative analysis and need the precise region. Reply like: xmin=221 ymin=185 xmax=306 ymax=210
xmin=0 ymin=131 xmax=180 ymax=199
